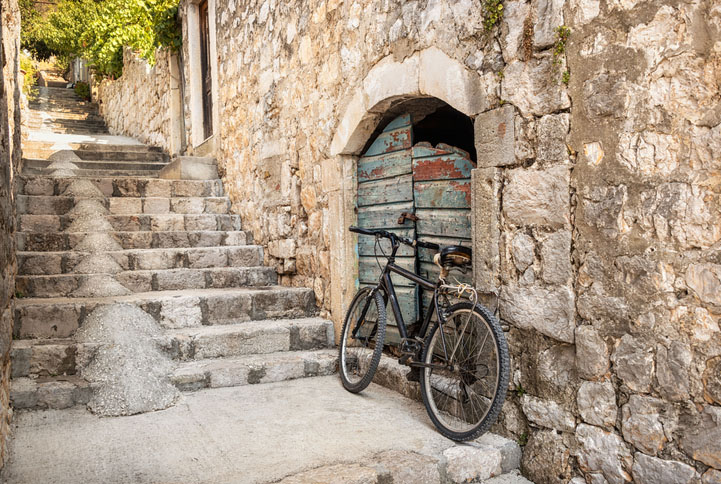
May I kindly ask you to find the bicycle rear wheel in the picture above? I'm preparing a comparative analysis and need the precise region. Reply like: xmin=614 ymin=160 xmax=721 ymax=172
xmin=420 ymin=302 xmax=509 ymax=441
xmin=338 ymin=287 xmax=387 ymax=393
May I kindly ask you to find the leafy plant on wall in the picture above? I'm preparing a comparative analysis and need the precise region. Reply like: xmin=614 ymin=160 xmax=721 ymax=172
xmin=26 ymin=0 xmax=181 ymax=78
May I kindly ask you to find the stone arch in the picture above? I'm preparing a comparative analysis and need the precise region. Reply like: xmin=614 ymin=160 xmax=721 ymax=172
xmin=330 ymin=47 xmax=488 ymax=156
xmin=327 ymin=48 xmax=492 ymax=334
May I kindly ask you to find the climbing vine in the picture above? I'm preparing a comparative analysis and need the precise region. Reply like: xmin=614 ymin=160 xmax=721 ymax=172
xmin=25 ymin=0 xmax=181 ymax=78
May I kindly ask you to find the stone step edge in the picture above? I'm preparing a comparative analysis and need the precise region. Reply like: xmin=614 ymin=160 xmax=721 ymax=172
xmin=11 ymin=318 xmax=335 ymax=377
xmin=172 ymin=348 xmax=339 ymax=391
xmin=17 ymin=244 xmax=260 ymax=257
xmin=16 ymin=196 xmax=231 ymax=216
xmin=15 ymin=230 xmax=251 ymax=251
xmin=268 ymin=439 xmax=524 ymax=484
xmin=15 ymin=266 xmax=278 ymax=297
xmin=15 ymin=286 xmax=317 ymax=339
xmin=10 ymin=348 xmax=338 ymax=411
xmin=14 ymin=285 xmax=313 ymax=307
xmin=23 ymin=170 xmax=162 ymax=178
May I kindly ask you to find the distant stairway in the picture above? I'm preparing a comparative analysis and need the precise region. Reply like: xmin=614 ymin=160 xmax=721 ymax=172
xmin=11 ymin=85 xmax=336 ymax=412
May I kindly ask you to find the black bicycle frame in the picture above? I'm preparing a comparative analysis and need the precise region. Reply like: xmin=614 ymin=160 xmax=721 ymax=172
xmin=375 ymin=238 xmax=439 ymax=342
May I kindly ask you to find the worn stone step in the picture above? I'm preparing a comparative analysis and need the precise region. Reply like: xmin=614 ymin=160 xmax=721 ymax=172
xmin=74 ymin=150 xmax=167 ymax=162
xmin=22 ymin=141 xmax=159 ymax=153
xmin=165 ymin=318 xmax=334 ymax=361
xmin=18 ymin=245 xmax=262 ymax=275
xmin=16 ymin=266 xmax=277 ymax=297
xmin=28 ymin=120 xmax=107 ymax=128
xmin=10 ymin=375 xmax=92 ymax=410
xmin=23 ymin=167 xmax=161 ymax=177
xmin=11 ymin=318 xmax=333 ymax=379
xmin=18 ymin=175 xmax=224 ymax=198
xmin=172 ymin=349 xmax=338 ymax=391
xmin=24 ymin=158 xmax=169 ymax=172
xmin=14 ymin=286 xmax=317 ymax=338
xmin=17 ymin=230 xmax=250 ymax=251
xmin=17 ymin=195 xmax=231 ymax=216
xmin=19 ymin=212 xmax=241 ymax=233
xmin=27 ymin=128 xmax=109 ymax=136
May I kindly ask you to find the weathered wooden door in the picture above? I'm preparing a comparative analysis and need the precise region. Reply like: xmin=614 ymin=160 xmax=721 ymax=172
xmin=356 ymin=114 xmax=474 ymax=344
xmin=198 ymin=0 xmax=213 ymax=140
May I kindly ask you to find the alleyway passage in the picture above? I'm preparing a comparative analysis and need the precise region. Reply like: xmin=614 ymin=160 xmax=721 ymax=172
xmin=3 ymin=84 xmax=528 ymax=484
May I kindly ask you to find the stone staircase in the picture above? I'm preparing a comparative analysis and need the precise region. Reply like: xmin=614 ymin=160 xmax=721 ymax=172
xmin=11 ymin=86 xmax=336 ymax=412
xmin=26 ymin=86 xmax=108 ymax=135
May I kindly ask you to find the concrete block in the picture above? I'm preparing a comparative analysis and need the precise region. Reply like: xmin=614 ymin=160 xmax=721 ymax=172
xmin=158 ymin=156 xmax=218 ymax=180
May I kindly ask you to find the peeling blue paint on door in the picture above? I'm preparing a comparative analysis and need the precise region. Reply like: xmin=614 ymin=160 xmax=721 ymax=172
xmin=356 ymin=115 xmax=474 ymax=345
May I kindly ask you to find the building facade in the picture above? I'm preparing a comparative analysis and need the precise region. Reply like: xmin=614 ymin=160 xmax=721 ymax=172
xmin=95 ymin=1 xmax=721 ymax=482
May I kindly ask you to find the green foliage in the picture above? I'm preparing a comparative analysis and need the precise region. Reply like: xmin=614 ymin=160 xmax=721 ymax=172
xmin=25 ymin=0 xmax=181 ymax=78
xmin=553 ymin=25 xmax=571 ymax=64
xmin=517 ymin=432 xmax=529 ymax=446
xmin=483 ymin=0 xmax=504 ymax=32
xmin=19 ymin=0 xmax=53 ymax=60
xmin=552 ymin=26 xmax=571 ymax=85
xmin=74 ymin=81 xmax=91 ymax=101
xmin=19 ymin=52 xmax=38 ymax=100
xmin=562 ymin=70 xmax=570 ymax=85
xmin=513 ymin=383 xmax=526 ymax=397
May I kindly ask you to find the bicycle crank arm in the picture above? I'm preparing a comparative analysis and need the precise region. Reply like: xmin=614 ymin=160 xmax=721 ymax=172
xmin=406 ymin=361 xmax=452 ymax=371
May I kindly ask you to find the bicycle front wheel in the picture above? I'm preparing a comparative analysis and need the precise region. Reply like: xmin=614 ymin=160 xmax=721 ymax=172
xmin=420 ymin=302 xmax=509 ymax=441
xmin=338 ymin=287 xmax=387 ymax=393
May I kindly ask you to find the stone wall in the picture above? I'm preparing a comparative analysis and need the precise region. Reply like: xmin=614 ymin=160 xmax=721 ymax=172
xmin=156 ymin=0 xmax=720 ymax=481
xmin=0 ymin=0 xmax=21 ymax=467
xmin=97 ymin=48 xmax=178 ymax=153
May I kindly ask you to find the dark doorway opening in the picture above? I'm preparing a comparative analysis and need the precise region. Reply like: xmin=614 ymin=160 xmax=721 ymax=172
xmin=199 ymin=0 xmax=213 ymax=141
xmin=360 ymin=99 xmax=476 ymax=162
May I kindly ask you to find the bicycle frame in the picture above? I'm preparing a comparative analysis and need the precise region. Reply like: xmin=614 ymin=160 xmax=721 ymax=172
xmin=372 ymin=236 xmax=440 ymax=342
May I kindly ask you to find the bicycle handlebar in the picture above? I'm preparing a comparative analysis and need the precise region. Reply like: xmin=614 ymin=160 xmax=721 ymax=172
xmin=349 ymin=226 xmax=440 ymax=251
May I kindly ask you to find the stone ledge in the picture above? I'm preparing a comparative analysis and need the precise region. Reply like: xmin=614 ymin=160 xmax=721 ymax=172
xmin=158 ymin=156 xmax=219 ymax=180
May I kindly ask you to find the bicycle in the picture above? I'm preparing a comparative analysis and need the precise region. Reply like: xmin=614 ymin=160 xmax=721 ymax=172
xmin=338 ymin=225 xmax=510 ymax=441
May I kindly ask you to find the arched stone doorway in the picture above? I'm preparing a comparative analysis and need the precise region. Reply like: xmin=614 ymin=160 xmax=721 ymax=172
xmin=355 ymin=105 xmax=475 ymax=344
xmin=326 ymin=47 xmax=505 ymax=341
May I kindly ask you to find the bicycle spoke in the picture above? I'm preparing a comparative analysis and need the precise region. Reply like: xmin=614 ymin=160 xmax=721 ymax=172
xmin=423 ymin=307 xmax=505 ymax=435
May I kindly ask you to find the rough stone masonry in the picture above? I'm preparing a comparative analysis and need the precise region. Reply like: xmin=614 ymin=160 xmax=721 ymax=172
xmin=95 ymin=0 xmax=720 ymax=482
xmin=0 ymin=0 xmax=21 ymax=468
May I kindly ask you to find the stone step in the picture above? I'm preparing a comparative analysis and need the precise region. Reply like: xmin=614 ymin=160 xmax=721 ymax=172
xmin=18 ymin=175 xmax=224 ymax=198
xmin=17 ymin=195 xmax=231 ymax=216
xmin=172 ymin=349 xmax=338 ymax=391
xmin=10 ymin=375 xmax=92 ymax=410
xmin=16 ymin=266 xmax=277 ymax=297
xmin=11 ymin=318 xmax=333 ymax=378
xmin=17 ymin=230 xmax=250 ymax=251
xmin=9 ymin=348 xmax=336 ymax=411
xmin=27 ymin=128 xmax=110 ymax=136
xmin=23 ymin=167 xmax=160 ymax=177
xmin=18 ymin=212 xmax=241 ymax=233
xmin=74 ymin=150 xmax=168 ymax=162
xmin=28 ymin=121 xmax=107 ymax=129
xmin=22 ymin=141 xmax=159 ymax=153
xmin=24 ymin=158 xmax=169 ymax=172
xmin=18 ymin=245 xmax=262 ymax=275
xmin=14 ymin=286 xmax=317 ymax=338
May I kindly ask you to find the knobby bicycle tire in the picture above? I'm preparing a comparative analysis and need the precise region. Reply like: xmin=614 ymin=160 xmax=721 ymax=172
xmin=420 ymin=302 xmax=509 ymax=441
xmin=338 ymin=287 xmax=387 ymax=393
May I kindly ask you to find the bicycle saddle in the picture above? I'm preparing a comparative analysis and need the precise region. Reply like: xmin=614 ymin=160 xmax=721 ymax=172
xmin=439 ymin=245 xmax=472 ymax=268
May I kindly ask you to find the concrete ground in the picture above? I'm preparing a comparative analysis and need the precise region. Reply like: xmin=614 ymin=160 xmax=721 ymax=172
xmin=2 ymin=376 xmax=506 ymax=484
